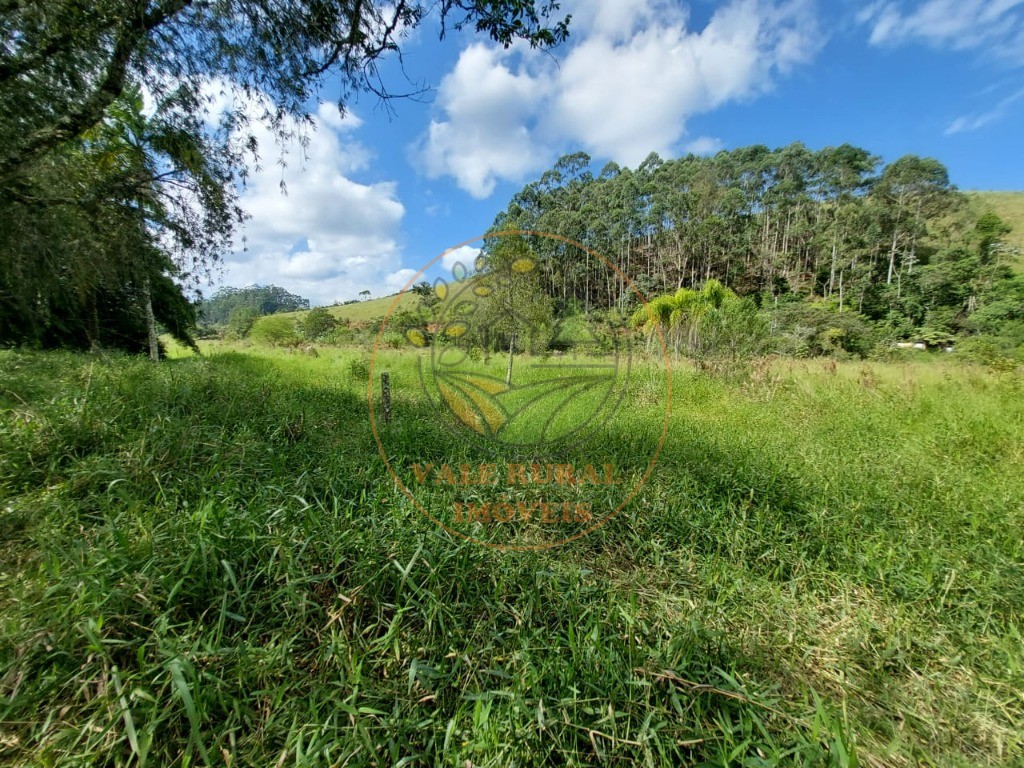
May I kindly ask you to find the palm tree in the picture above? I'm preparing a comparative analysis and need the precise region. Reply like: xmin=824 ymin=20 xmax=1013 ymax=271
xmin=630 ymin=279 xmax=732 ymax=358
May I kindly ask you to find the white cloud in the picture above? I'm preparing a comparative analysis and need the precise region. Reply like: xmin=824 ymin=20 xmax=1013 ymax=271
xmin=684 ymin=136 xmax=725 ymax=155
xmin=567 ymin=0 xmax=664 ymax=42
xmin=221 ymin=101 xmax=408 ymax=305
xmin=440 ymin=245 xmax=482 ymax=275
xmin=945 ymin=86 xmax=1024 ymax=134
xmin=415 ymin=0 xmax=822 ymax=196
xmin=414 ymin=43 xmax=550 ymax=198
xmin=384 ymin=268 xmax=420 ymax=294
xmin=859 ymin=0 xmax=1024 ymax=60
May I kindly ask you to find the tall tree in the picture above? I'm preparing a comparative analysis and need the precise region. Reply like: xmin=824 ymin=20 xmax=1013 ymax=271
xmin=475 ymin=235 xmax=553 ymax=384
xmin=875 ymin=155 xmax=952 ymax=291
xmin=0 ymin=88 xmax=213 ymax=352
xmin=0 ymin=0 xmax=571 ymax=352
xmin=0 ymin=0 xmax=570 ymax=182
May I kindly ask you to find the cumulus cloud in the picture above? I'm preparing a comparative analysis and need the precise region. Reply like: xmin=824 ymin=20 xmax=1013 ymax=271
xmin=384 ymin=268 xmax=420 ymax=294
xmin=858 ymin=0 xmax=1024 ymax=61
xmin=219 ymin=101 xmax=408 ymax=305
xmin=440 ymin=245 xmax=482 ymax=274
xmin=415 ymin=0 xmax=821 ymax=197
xmin=413 ymin=43 xmax=550 ymax=198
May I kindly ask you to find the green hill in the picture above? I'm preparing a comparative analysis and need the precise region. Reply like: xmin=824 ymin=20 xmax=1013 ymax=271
xmin=966 ymin=190 xmax=1024 ymax=269
xmin=287 ymin=292 xmax=420 ymax=324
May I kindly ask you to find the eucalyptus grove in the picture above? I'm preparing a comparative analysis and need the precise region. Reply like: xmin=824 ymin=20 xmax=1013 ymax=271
xmin=493 ymin=144 xmax=1019 ymax=343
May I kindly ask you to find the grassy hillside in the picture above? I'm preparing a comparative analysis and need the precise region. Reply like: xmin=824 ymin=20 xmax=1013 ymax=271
xmin=966 ymin=190 xmax=1024 ymax=268
xmin=2 ymin=348 xmax=1022 ymax=765
xmin=286 ymin=292 xmax=420 ymax=324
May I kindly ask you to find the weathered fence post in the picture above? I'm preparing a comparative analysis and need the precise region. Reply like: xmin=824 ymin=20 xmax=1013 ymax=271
xmin=381 ymin=372 xmax=391 ymax=424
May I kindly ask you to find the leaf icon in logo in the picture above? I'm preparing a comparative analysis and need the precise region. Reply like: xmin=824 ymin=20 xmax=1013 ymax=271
xmin=434 ymin=366 xmax=617 ymax=444
xmin=498 ymin=372 xmax=615 ymax=443
xmin=436 ymin=373 xmax=510 ymax=436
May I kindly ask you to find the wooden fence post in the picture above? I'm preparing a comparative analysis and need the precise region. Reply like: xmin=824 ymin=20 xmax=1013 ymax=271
xmin=381 ymin=372 xmax=391 ymax=424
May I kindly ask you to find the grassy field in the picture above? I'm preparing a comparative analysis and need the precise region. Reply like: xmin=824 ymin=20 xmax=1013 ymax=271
xmin=285 ymin=292 xmax=421 ymax=325
xmin=1 ymin=346 xmax=1023 ymax=766
xmin=967 ymin=191 xmax=1024 ymax=270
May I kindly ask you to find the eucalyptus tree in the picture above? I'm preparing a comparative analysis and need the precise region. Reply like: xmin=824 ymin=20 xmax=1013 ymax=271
xmin=475 ymin=235 xmax=553 ymax=384
xmin=492 ymin=143 xmax=965 ymax=339
xmin=873 ymin=155 xmax=952 ymax=291
xmin=816 ymin=144 xmax=878 ymax=300
xmin=200 ymin=285 xmax=310 ymax=326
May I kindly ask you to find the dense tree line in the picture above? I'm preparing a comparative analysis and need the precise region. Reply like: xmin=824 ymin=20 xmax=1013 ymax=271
xmin=491 ymin=147 xmax=1023 ymax=349
xmin=199 ymin=285 xmax=310 ymax=327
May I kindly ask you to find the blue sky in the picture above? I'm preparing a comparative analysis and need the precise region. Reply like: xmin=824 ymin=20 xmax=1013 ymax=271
xmin=217 ymin=0 xmax=1024 ymax=306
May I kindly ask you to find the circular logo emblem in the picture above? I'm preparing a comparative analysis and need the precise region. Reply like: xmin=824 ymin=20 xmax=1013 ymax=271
xmin=369 ymin=230 xmax=671 ymax=550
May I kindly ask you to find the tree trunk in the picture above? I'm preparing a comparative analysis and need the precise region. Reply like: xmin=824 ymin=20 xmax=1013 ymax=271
xmin=89 ymin=301 xmax=100 ymax=353
xmin=828 ymin=217 xmax=839 ymax=296
xmin=143 ymin=276 xmax=160 ymax=361
xmin=886 ymin=229 xmax=898 ymax=285
xmin=506 ymin=331 xmax=515 ymax=385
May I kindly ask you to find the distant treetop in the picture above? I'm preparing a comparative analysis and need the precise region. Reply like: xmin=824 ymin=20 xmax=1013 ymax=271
xmin=200 ymin=285 xmax=310 ymax=326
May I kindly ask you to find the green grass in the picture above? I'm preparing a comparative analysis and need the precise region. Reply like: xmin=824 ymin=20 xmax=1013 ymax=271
xmin=966 ymin=191 xmax=1024 ymax=270
xmin=1 ymin=348 xmax=1023 ymax=766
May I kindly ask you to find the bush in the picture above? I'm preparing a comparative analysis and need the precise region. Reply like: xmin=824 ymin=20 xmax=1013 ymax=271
xmin=347 ymin=356 xmax=370 ymax=382
xmin=773 ymin=303 xmax=876 ymax=358
xmin=320 ymin=326 xmax=355 ymax=346
xmin=382 ymin=330 xmax=406 ymax=349
xmin=298 ymin=307 xmax=340 ymax=341
xmin=249 ymin=315 xmax=299 ymax=347
xmin=956 ymin=334 xmax=1024 ymax=369
xmin=696 ymin=298 xmax=770 ymax=363
xmin=225 ymin=306 xmax=259 ymax=339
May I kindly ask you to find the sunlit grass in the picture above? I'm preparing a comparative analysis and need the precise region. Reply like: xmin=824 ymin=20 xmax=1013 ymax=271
xmin=1 ymin=347 xmax=1022 ymax=765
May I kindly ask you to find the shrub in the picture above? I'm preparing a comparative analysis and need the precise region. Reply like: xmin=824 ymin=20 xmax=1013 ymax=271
xmin=320 ymin=326 xmax=355 ymax=346
xmin=773 ymin=303 xmax=876 ymax=358
xmin=696 ymin=297 xmax=770 ymax=363
xmin=249 ymin=315 xmax=299 ymax=347
xmin=298 ymin=307 xmax=340 ymax=341
xmin=347 ymin=355 xmax=370 ymax=382
xmin=225 ymin=306 xmax=259 ymax=339
xmin=382 ymin=330 xmax=406 ymax=349
xmin=956 ymin=334 xmax=1024 ymax=369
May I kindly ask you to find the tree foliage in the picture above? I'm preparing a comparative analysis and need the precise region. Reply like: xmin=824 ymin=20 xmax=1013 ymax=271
xmin=0 ymin=0 xmax=570 ymax=182
xmin=0 ymin=89 xmax=222 ymax=352
xmin=200 ymin=285 xmax=310 ymax=326
xmin=0 ymin=0 xmax=570 ymax=352
xmin=631 ymin=279 xmax=766 ymax=360
xmin=249 ymin=314 xmax=299 ymax=346
xmin=473 ymin=235 xmax=554 ymax=382
xmin=298 ymin=307 xmax=340 ymax=341
xmin=496 ymin=145 xmax=1023 ymax=349
xmin=771 ymin=302 xmax=876 ymax=358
